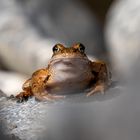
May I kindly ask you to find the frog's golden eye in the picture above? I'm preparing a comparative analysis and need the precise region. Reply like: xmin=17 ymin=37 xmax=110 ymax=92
xmin=52 ymin=45 xmax=60 ymax=53
xmin=53 ymin=44 xmax=65 ymax=53
xmin=78 ymin=43 xmax=85 ymax=53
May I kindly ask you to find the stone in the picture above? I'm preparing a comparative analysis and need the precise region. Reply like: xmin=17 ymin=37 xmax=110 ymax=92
xmin=105 ymin=0 xmax=140 ymax=78
xmin=0 ymin=84 xmax=121 ymax=140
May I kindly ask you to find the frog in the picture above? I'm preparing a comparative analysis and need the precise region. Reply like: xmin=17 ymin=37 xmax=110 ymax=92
xmin=16 ymin=43 xmax=111 ymax=102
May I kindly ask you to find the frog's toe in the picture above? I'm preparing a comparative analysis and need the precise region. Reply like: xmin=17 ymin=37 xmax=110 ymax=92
xmin=86 ymin=84 xmax=105 ymax=97
xmin=16 ymin=91 xmax=32 ymax=103
xmin=17 ymin=96 xmax=24 ymax=103
xmin=35 ymin=93 xmax=65 ymax=102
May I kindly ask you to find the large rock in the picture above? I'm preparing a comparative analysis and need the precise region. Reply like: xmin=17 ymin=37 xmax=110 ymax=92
xmin=0 ymin=84 xmax=121 ymax=140
xmin=105 ymin=0 xmax=140 ymax=78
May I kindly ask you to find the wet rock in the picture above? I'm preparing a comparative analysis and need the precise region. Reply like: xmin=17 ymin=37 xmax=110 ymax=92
xmin=105 ymin=0 xmax=140 ymax=78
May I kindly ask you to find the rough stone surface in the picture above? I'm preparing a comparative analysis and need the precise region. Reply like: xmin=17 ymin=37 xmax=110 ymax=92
xmin=105 ymin=0 xmax=140 ymax=77
xmin=0 ymin=84 xmax=121 ymax=140
xmin=2 ymin=80 xmax=140 ymax=140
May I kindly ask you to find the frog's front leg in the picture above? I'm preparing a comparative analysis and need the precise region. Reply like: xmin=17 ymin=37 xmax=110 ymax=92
xmin=31 ymin=69 xmax=65 ymax=101
xmin=16 ymin=78 xmax=33 ymax=102
xmin=16 ymin=69 xmax=64 ymax=102
xmin=87 ymin=61 xmax=111 ymax=96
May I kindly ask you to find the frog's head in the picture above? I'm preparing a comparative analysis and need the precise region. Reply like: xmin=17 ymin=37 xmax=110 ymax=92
xmin=49 ymin=43 xmax=91 ymax=85
xmin=51 ymin=43 xmax=87 ymax=60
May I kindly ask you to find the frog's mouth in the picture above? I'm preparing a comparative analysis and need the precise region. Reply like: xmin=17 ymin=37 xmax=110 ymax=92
xmin=50 ymin=55 xmax=89 ymax=64
xmin=49 ymin=57 xmax=90 ymax=73
xmin=50 ymin=57 xmax=89 ymax=68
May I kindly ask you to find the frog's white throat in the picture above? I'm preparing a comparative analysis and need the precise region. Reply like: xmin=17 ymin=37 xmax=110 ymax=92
xmin=49 ymin=58 xmax=92 ymax=82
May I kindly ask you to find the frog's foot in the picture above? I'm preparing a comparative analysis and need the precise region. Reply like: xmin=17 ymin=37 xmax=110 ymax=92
xmin=34 ymin=93 xmax=65 ymax=102
xmin=86 ymin=83 xmax=106 ymax=97
xmin=16 ymin=91 xmax=33 ymax=103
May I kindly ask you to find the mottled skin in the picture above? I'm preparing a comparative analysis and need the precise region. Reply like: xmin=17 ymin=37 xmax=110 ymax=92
xmin=16 ymin=43 xmax=111 ymax=102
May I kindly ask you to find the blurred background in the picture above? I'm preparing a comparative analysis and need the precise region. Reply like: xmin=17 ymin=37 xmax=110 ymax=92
xmin=1 ymin=0 xmax=140 ymax=140
xmin=0 ymin=0 xmax=114 ymax=96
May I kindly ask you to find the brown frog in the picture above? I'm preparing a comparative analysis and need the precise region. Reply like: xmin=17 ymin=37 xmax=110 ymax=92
xmin=16 ymin=43 xmax=111 ymax=102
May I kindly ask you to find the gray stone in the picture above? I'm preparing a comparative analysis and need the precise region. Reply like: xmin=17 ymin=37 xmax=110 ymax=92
xmin=0 ymin=83 xmax=121 ymax=140
xmin=105 ymin=0 xmax=140 ymax=78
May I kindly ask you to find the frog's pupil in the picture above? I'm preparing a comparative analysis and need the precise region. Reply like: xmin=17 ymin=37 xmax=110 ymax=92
xmin=79 ymin=44 xmax=85 ymax=52
xmin=53 ymin=46 xmax=59 ymax=52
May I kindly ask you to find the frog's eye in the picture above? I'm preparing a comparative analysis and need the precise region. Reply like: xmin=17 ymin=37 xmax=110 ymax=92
xmin=52 ymin=45 xmax=60 ymax=53
xmin=78 ymin=43 xmax=85 ymax=53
